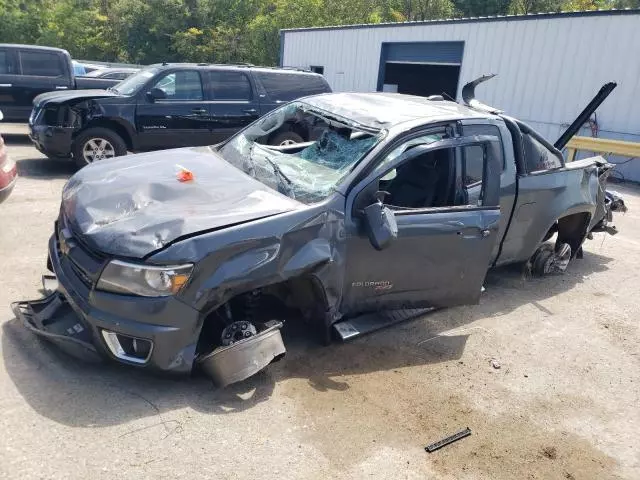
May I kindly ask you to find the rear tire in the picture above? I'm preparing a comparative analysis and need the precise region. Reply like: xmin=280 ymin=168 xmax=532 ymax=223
xmin=72 ymin=127 xmax=127 ymax=168
xmin=269 ymin=131 xmax=304 ymax=146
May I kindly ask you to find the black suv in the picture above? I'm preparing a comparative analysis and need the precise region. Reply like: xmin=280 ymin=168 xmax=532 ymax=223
xmin=29 ymin=63 xmax=332 ymax=166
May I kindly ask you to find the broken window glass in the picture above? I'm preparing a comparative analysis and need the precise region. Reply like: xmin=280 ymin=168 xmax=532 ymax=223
xmin=219 ymin=102 xmax=383 ymax=204
xmin=523 ymin=133 xmax=562 ymax=172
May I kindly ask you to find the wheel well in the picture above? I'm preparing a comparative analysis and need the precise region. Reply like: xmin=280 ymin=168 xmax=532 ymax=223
xmin=556 ymin=212 xmax=591 ymax=255
xmin=195 ymin=277 xmax=328 ymax=355
xmin=76 ymin=119 xmax=134 ymax=151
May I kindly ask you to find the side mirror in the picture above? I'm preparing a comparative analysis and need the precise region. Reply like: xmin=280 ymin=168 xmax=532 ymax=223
xmin=146 ymin=87 xmax=166 ymax=102
xmin=363 ymin=200 xmax=398 ymax=251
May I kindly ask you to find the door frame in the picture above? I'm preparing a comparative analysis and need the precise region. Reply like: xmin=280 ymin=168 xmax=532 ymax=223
xmin=204 ymin=69 xmax=260 ymax=142
xmin=341 ymin=133 xmax=503 ymax=312
xmin=347 ymin=134 xmax=504 ymax=215
xmin=0 ymin=48 xmax=20 ymax=120
xmin=135 ymin=68 xmax=212 ymax=148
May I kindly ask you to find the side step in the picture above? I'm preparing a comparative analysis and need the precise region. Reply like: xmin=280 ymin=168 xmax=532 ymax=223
xmin=333 ymin=308 xmax=432 ymax=341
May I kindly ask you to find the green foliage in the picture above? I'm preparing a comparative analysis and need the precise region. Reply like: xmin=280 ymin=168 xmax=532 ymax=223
xmin=453 ymin=0 xmax=511 ymax=17
xmin=0 ymin=0 xmax=629 ymax=67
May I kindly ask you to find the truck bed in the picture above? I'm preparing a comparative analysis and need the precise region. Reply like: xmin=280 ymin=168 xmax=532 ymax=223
xmin=75 ymin=77 xmax=120 ymax=90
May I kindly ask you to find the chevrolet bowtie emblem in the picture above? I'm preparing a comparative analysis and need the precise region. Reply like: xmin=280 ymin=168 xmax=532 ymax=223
xmin=59 ymin=228 xmax=72 ymax=256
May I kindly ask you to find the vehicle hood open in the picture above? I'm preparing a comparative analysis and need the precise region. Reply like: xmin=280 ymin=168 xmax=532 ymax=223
xmin=61 ymin=147 xmax=302 ymax=258
xmin=34 ymin=89 xmax=120 ymax=107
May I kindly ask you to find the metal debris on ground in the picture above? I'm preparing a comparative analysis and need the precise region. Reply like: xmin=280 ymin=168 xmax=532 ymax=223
xmin=491 ymin=359 xmax=501 ymax=369
xmin=425 ymin=427 xmax=472 ymax=453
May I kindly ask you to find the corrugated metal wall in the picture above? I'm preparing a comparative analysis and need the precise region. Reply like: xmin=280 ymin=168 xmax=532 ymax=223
xmin=282 ymin=12 xmax=640 ymax=181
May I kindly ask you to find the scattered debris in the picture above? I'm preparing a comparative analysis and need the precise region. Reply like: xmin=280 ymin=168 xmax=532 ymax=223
xmin=425 ymin=428 xmax=472 ymax=453
xmin=491 ymin=359 xmax=501 ymax=369
xmin=565 ymin=472 xmax=575 ymax=480
xmin=541 ymin=446 xmax=558 ymax=460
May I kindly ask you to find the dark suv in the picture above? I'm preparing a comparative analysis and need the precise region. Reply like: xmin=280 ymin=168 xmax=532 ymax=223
xmin=28 ymin=63 xmax=332 ymax=166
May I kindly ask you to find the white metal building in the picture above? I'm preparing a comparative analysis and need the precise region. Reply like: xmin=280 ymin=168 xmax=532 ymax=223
xmin=281 ymin=10 xmax=640 ymax=181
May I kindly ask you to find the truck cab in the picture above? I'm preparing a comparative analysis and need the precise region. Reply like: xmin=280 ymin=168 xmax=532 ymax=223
xmin=0 ymin=44 xmax=120 ymax=122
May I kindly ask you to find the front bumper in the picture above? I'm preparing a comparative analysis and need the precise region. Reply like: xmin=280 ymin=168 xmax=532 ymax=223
xmin=29 ymin=123 xmax=74 ymax=158
xmin=13 ymin=229 xmax=202 ymax=374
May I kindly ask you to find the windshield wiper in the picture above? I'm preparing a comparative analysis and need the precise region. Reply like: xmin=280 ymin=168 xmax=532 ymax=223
xmin=263 ymin=155 xmax=292 ymax=186
xmin=264 ymin=155 xmax=295 ymax=198
xmin=247 ymin=144 xmax=295 ymax=198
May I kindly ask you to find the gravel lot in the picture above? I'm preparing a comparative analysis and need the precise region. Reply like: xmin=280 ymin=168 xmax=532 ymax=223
xmin=1 ymin=136 xmax=639 ymax=480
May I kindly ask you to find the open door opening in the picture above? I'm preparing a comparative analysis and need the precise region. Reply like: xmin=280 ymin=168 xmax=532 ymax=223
xmin=381 ymin=63 xmax=460 ymax=99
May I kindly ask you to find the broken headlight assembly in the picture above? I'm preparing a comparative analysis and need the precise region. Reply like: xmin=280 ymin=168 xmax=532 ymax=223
xmin=96 ymin=260 xmax=193 ymax=297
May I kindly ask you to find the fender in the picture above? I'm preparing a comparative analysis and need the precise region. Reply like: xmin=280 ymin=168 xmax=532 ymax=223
xmin=79 ymin=102 xmax=138 ymax=149
xmin=150 ymin=205 xmax=347 ymax=320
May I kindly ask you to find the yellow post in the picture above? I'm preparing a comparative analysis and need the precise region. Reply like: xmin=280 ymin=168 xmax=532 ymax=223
xmin=565 ymin=136 xmax=640 ymax=162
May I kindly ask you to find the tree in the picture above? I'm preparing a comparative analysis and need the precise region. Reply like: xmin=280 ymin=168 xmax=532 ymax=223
xmin=0 ymin=0 xmax=624 ymax=66
xmin=36 ymin=0 xmax=115 ymax=60
xmin=508 ymin=0 xmax=564 ymax=13
xmin=0 ymin=0 xmax=47 ymax=44
xmin=611 ymin=0 xmax=640 ymax=6
xmin=452 ymin=0 xmax=511 ymax=17
xmin=508 ymin=0 xmax=611 ymax=13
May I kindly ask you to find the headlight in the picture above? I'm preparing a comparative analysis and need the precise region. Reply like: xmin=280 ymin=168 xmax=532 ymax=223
xmin=97 ymin=260 xmax=193 ymax=297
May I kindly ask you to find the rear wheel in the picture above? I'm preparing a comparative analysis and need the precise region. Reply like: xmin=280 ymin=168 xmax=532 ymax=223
xmin=72 ymin=127 xmax=127 ymax=168
xmin=269 ymin=131 xmax=304 ymax=146
xmin=531 ymin=242 xmax=572 ymax=276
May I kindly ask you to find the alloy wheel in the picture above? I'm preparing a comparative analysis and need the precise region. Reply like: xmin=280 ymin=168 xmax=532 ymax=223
xmin=82 ymin=138 xmax=116 ymax=163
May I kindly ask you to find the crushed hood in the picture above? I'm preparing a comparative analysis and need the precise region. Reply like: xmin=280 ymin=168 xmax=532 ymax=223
xmin=61 ymin=147 xmax=302 ymax=258
xmin=34 ymin=89 xmax=120 ymax=107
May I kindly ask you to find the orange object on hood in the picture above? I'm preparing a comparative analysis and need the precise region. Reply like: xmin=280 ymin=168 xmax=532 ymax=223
xmin=176 ymin=167 xmax=194 ymax=182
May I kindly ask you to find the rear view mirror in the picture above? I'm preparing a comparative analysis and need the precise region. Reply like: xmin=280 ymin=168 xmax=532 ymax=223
xmin=363 ymin=201 xmax=398 ymax=251
xmin=146 ymin=87 xmax=166 ymax=102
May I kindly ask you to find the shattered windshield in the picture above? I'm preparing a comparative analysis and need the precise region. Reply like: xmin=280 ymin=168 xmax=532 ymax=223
xmin=218 ymin=102 xmax=382 ymax=204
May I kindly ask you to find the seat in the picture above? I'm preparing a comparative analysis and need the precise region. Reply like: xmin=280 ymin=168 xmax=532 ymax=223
xmin=386 ymin=150 xmax=449 ymax=209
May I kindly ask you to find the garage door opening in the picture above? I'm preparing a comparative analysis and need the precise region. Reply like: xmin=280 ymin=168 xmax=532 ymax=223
xmin=376 ymin=41 xmax=464 ymax=100
xmin=382 ymin=62 xmax=460 ymax=99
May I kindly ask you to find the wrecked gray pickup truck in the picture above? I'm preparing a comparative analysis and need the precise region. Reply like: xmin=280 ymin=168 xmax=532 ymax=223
xmin=13 ymin=76 xmax=626 ymax=387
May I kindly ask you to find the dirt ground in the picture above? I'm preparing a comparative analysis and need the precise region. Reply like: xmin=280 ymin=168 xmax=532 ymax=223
xmin=1 ymin=136 xmax=638 ymax=480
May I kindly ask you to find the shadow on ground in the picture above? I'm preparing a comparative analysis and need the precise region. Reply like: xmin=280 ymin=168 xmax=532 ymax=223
xmin=2 ymin=134 xmax=32 ymax=145
xmin=1 ymin=250 xmax=612 ymax=428
xmin=16 ymin=157 xmax=76 ymax=180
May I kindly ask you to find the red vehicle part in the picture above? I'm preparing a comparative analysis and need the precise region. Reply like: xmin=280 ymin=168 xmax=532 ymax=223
xmin=0 ymin=128 xmax=18 ymax=203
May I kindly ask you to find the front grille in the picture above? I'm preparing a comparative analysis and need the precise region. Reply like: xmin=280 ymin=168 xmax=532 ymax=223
xmin=69 ymin=260 xmax=93 ymax=287
xmin=57 ymin=212 xmax=108 ymax=288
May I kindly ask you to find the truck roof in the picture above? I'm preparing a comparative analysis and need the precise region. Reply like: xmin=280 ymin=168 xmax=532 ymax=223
xmin=0 ymin=43 xmax=69 ymax=54
xmin=300 ymin=92 xmax=493 ymax=130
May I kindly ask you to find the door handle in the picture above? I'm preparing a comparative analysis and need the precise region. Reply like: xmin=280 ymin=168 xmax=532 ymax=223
xmin=191 ymin=108 xmax=207 ymax=115
xmin=0 ymin=84 xmax=12 ymax=87
xmin=243 ymin=108 xmax=258 ymax=115
xmin=457 ymin=226 xmax=492 ymax=239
